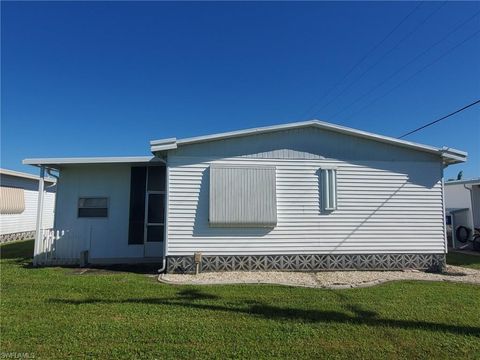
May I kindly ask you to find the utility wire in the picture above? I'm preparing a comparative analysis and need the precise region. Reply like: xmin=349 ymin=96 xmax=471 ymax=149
xmin=343 ymin=28 xmax=480 ymax=121
xmin=326 ymin=9 xmax=480 ymax=121
xmin=398 ymin=99 xmax=480 ymax=138
xmin=309 ymin=1 xmax=447 ymax=118
xmin=298 ymin=2 xmax=423 ymax=120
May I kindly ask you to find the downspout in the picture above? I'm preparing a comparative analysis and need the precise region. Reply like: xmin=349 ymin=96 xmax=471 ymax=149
xmin=463 ymin=183 xmax=474 ymax=240
xmin=33 ymin=166 xmax=46 ymax=266
xmin=157 ymin=258 xmax=166 ymax=274
xmin=46 ymin=168 xmax=59 ymax=188
xmin=157 ymin=157 xmax=169 ymax=274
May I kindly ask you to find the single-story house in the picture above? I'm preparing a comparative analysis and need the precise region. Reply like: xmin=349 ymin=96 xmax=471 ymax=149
xmin=0 ymin=168 xmax=56 ymax=243
xmin=23 ymin=120 xmax=467 ymax=272
xmin=444 ymin=178 xmax=480 ymax=248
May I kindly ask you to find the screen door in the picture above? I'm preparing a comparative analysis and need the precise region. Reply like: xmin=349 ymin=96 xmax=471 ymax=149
xmin=144 ymin=166 xmax=165 ymax=257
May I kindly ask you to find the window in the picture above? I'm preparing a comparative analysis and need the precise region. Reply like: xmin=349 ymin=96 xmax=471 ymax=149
xmin=209 ymin=165 xmax=277 ymax=227
xmin=78 ymin=197 xmax=108 ymax=218
xmin=321 ymin=168 xmax=337 ymax=211
xmin=0 ymin=186 xmax=25 ymax=214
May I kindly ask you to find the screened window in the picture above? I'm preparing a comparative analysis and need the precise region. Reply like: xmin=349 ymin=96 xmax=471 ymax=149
xmin=147 ymin=166 xmax=166 ymax=192
xmin=128 ymin=165 xmax=166 ymax=245
xmin=321 ymin=168 xmax=337 ymax=211
xmin=128 ymin=166 xmax=147 ymax=244
xmin=78 ymin=197 xmax=108 ymax=218
xmin=209 ymin=165 xmax=277 ymax=227
xmin=0 ymin=186 xmax=25 ymax=214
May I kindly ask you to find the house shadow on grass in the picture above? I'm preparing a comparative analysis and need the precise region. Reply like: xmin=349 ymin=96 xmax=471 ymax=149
xmin=0 ymin=239 xmax=34 ymax=265
xmin=49 ymin=289 xmax=480 ymax=337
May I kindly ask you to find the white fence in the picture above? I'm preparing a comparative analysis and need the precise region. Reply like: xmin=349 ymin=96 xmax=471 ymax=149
xmin=34 ymin=229 xmax=84 ymax=266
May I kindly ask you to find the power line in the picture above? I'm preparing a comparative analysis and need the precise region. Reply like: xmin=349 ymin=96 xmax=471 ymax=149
xmin=398 ymin=99 xmax=480 ymax=138
xmin=297 ymin=2 xmax=423 ymax=120
xmin=343 ymin=28 xmax=480 ymax=121
xmin=308 ymin=1 xmax=447 ymax=118
xmin=325 ymin=9 xmax=480 ymax=121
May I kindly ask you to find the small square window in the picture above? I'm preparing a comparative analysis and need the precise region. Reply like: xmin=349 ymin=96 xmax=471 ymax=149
xmin=78 ymin=197 xmax=108 ymax=218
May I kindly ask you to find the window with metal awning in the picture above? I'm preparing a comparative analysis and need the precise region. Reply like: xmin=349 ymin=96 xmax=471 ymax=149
xmin=209 ymin=164 xmax=277 ymax=227
xmin=0 ymin=186 xmax=25 ymax=214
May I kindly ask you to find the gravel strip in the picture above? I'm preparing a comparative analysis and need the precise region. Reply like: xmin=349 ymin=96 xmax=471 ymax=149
xmin=159 ymin=265 xmax=480 ymax=289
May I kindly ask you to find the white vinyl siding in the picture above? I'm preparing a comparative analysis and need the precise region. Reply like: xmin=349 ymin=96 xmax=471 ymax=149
xmin=166 ymin=156 xmax=444 ymax=256
xmin=209 ymin=165 xmax=277 ymax=227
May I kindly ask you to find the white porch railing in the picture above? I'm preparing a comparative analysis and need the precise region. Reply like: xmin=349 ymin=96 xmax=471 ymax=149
xmin=33 ymin=229 xmax=82 ymax=266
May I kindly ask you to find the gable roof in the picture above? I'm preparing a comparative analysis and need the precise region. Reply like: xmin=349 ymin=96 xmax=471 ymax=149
xmin=0 ymin=168 xmax=56 ymax=183
xmin=150 ymin=119 xmax=467 ymax=165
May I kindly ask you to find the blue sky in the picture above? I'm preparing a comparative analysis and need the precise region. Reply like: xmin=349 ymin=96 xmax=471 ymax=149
xmin=2 ymin=1 xmax=479 ymax=179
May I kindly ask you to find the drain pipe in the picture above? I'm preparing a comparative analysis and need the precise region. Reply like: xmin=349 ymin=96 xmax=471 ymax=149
xmin=157 ymin=161 xmax=170 ymax=274
xmin=33 ymin=166 xmax=45 ymax=266
xmin=46 ymin=168 xmax=59 ymax=188
xmin=157 ymin=258 xmax=166 ymax=274
xmin=464 ymin=183 xmax=474 ymax=240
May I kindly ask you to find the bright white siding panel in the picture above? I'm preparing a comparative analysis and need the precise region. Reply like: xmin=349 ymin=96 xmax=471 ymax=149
xmin=209 ymin=165 xmax=277 ymax=227
xmin=0 ymin=175 xmax=55 ymax=235
xmin=444 ymin=183 xmax=475 ymax=231
xmin=167 ymin=157 xmax=444 ymax=255
xmin=53 ymin=164 xmax=144 ymax=260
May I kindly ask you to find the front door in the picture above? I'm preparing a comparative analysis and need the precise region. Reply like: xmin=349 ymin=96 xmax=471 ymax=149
xmin=144 ymin=166 xmax=166 ymax=257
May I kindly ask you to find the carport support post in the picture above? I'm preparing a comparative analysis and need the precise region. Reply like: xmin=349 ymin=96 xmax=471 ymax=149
xmin=33 ymin=166 xmax=45 ymax=266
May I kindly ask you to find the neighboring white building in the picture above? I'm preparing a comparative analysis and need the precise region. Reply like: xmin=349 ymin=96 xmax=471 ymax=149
xmin=0 ymin=168 xmax=56 ymax=243
xmin=444 ymin=178 xmax=480 ymax=248
xmin=24 ymin=120 xmax=467 ymax=272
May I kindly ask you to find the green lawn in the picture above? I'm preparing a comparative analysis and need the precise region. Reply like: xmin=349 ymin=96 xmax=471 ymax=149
xmin=1 ymin=240 xmax=479 ymax=359
xmin=447 ymin=251 xmax=480 ymax=270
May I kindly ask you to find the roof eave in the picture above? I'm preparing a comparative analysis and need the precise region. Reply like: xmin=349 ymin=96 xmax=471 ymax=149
xmin=22 ymin=156 xmax=162 ymax=169
xmin=0 ymin=168 xmax=56 ymax=183
xmin=440 ymin=147 xmax=468 ymax=166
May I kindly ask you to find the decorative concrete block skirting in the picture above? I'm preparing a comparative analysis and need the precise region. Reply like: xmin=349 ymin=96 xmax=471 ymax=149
xmin=166 ymin=253 xmax=446 ymax=274
xmin=0 ymin=231 xmax=36 ymax=244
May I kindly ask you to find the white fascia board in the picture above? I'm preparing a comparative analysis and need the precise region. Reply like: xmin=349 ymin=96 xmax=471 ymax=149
xmin=439 ymin=147 xmax=468 ymax=165
xmin=0 ymin=168 xmax=56 ymax=183
xmin=23 ymin=156 xmax=160 ymax=168
xmin=149 ymin=120 xmax=467 ymax=161
xmin=445 ymin=178 xmax=480 ymax=186
xmin=149 ymin=138 xmax=177 ymax=152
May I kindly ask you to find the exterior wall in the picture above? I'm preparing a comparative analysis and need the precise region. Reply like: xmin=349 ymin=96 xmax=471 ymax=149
xmin=53 ymin=164 xmax=144 ymax=262
xmin=0 ymin=174 xmax=55 ymax=242
xmin=166 ymin=158 xmax=445 ymax=273
xmin=444 ymin=183 xmax=475 ymax=231
xmin=445 ymin=183 xmax=472 ymax=209
xmin=165 ymin=127 xmax=446 ymax=272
